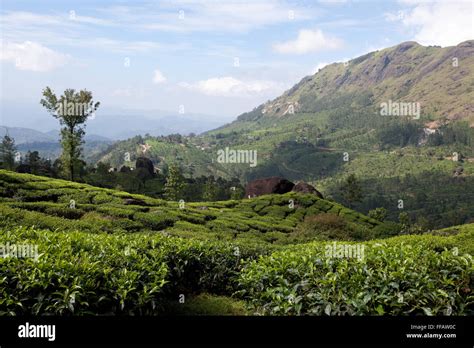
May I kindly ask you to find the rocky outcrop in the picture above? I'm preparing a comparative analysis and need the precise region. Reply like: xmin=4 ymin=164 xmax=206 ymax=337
xmin=135 ymin=157 xmax=154 ymax=176
xmin=292 ymin=182 xmax=323 ymax=198
xmin=245 ymin=177 xmax=324 ymax=198
xmin=245 ymin=177 xmax=294 ymax=198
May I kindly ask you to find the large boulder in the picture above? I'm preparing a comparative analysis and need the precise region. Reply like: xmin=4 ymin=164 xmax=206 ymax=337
xmin=245 ymin=177 xmax=294 ymax=198
xmin=135 ymin=157 xmax=154 ymax=176
xmin=292 ymin=182 xmax=323 ymax=198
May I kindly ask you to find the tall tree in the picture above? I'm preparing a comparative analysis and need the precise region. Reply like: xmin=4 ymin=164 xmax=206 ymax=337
xmin=202 ymin=176 xmax=218 ymax=201
xmin=0 ymin=134 xmax=16 ymax=170
xmin=40 ymin=87 xmax=100 ymax=181
xmin=164 ymin=164 xmax=186 ymax=201
xmin=340 ymin=174 xmax=363 ymax=208
xmin=26 ymin=151 xmax=41 ymax=174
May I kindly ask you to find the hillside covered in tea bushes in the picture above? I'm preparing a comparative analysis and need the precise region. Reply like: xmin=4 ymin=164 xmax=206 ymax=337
xmin=0 ymin=170 xmax=472 ymax=315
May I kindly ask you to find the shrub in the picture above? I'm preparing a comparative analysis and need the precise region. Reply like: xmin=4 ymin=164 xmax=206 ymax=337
xmin=44 ymin=206 xmax=85 ymax=219
xmin=291 ymin=213 xmax=350 ymax=241
xmin=96 ymin=206 xmax=136 ymax=219
xmin=259 ymin=205 xmax=289 ymax=219
xmin=134 ymin=212 xmax=177 ymax=230
xmin=92 ymin=193 xmax=121 ymax=204
xmin=372 ymin=221 xmax=402 ymax=238
xmin=0 ymin=227 xmax=169 ymax=315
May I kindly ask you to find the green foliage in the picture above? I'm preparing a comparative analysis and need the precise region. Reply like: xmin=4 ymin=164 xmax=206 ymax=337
xmin=0 ymin=226 xmax=265 ymax=315
xmin=290 ymin=213 xmax=372 ymax=243
xmin=202 ymin=176 xmax=218 ymax=201
xmin=371 ymin=221 xmax=402 ymax=238
xmin=340 ymin=174 xmax=363 ymax=208
xmin=134 ymin=212 xmax=177 ymax=230
xmin=0 ymin=170 xmax=383 ymax=245
xmin=40 ymin=87 xmax=100 ymax=181
xmin=368 ymin=207 xmax=388 ymax=222
xmin=428 ymin=121 xmax=474 ymax=150
xmin=164 ymin=164 xmax=186 ymax=201
xmin=0 ymin=135 xmax=16 ymax=171
xmin=376 ymin=120 xmax=423 ymax=149
xmin=237 ymin=239 xmax=473 ymax=315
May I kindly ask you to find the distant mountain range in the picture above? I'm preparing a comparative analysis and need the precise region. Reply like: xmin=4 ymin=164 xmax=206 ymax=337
xmin=0 ymin=126 xmax=111 ymax=144
xmin=0 ymin=107 xmax=230 ymax=141
xmin=0 ymin=109 xmax=228 ymax=159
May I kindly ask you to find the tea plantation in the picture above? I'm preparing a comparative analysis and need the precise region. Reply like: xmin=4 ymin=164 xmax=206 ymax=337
xmin=0 ymin=170 xmax=472 ymax=315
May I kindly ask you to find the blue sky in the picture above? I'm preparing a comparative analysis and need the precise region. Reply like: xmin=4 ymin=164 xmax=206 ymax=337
xmin=0 ymin=0 xmax=472 ymax=128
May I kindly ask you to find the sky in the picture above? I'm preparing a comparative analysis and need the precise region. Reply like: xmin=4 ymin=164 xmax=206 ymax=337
xmin=0 ymin=0 xmax=473 ymax=130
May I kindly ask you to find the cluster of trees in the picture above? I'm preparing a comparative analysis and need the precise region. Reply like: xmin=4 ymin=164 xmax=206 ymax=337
xmin=0 ymin=135 xmax=57 ymax=176
xmin=0 ymin=134 xmax=16 ymax=170
xmin=375 ymin=120 xmax=423 ymax=148
xmin=86 ymin=158 xmax=245 ymax=202
xmin=427 ymin=121 xmax=474 ymax=151
xmin=332 ymin=171 xmax=474 ymax=229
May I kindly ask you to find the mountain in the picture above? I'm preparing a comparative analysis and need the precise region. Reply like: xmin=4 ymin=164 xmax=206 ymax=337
xmin=83 ymin=112 xmax=227 ymax=140
xmin=0 ymin=126 xmax=113 ymax=161
xmin=226 ymin=40 xmax=474 ymax=126
xmin=0 ymin=126 xmax=112 ymax=144
xmin=44 ymin=129 xmax=111 ymax=143
xmin=1 ymin=103 xmax=229 ymax=141
xmin=0 ymin=126 xmax=56 ymax=144
xmin=200 ymin=40 xmax=474 ymax=182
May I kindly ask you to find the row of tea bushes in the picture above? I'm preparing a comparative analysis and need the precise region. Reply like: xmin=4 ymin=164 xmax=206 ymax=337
xmin=0 ymin=226 xmax=270 ymax=315
xmin=1 ymin=224 xmax=471 ymax=316
xmin=237 ymin=233 xmax=473 ymax=315
xmin=1 ymin=170 xmax=391 ymax=245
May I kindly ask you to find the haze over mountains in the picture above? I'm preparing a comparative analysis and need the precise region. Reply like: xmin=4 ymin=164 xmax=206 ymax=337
xmin=0 ymin=107 xmax=230 ymax=140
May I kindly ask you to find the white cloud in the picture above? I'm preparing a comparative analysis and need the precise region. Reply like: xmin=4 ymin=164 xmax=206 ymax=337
xmin=0 ymin=11 xmax=172 ymax=54
xmin=107 ymin=1 xmax=321 ymax=33
xmin=152 ymin=69 xmax=167 ymax=84
xmin=273 ymin=29 xmax=343 ymax=54
xmin=0 ymin=41 xmax=69 ymax=72
xmin=179 ymin=76 xmax=284 ymax=97
xmin=77 ymin=39 xmax=166 ymax=54
xmin=385 ymin=1 xmax=473 ymax=46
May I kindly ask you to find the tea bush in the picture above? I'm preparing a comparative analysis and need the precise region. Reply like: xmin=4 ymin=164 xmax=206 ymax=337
xmin=0 ymin=226 xmax=266 ymax=315
xmin=237 ymin=239 xmax=473 ymax=315
xmin=134 ymin=211 xmax=178 ymax=230
xmin=0 ymin=227 xmax=169 ymax=315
